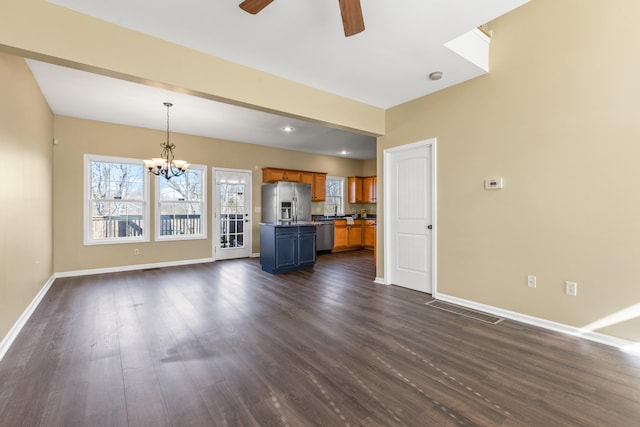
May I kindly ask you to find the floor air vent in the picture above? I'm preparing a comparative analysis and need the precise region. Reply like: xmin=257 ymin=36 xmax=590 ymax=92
xmin=425 ymin=300 xmax=504 ymax=325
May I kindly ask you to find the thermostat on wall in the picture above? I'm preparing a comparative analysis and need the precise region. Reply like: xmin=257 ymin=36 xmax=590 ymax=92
xmin=484 ymin=177 xmax=504 ymax=190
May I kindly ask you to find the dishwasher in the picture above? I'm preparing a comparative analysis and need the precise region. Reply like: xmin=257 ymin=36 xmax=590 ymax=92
xmin=315 ymin=221 xmax=334 ymax=252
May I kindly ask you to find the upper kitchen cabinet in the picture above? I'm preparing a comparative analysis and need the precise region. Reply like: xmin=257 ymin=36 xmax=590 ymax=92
xmin=348 ymin=177 xmax=363 ymax=204
xmin=263 ymin=167 xmax=301 ymax=182
xmin=363 ymin=176 xmax=376 ymax=203
xmin=348 ymin=176 xmax=376 ymax=203
xmin=313 ymin=173 xmax=326 ymax=201
xmin=263 ymin=168 xmax=326 ymax=201
xmin=301 ymin=172 xmax=327 ymax=201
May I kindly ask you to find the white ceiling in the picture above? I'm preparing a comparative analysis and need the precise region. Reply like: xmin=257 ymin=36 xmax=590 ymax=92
xmin=27 ymin=59 xmax=379 ymax=160
xmin=28 ymin=0 xmax=528 ymax=160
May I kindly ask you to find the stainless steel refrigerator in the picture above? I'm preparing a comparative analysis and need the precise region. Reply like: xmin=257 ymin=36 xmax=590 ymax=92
xmin=261 ymin=182 xmax=312 ymax=223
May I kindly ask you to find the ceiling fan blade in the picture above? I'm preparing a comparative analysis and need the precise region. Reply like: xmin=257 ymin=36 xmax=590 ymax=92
xmin=239 ymin=0 xmax=274 ymax=15
xmin=339 ymin=0 xmax=365 ymax=37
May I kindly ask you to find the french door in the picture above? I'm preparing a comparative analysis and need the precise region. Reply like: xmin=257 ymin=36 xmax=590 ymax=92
xmin=213 ymin=168 xmax=252 ymax=260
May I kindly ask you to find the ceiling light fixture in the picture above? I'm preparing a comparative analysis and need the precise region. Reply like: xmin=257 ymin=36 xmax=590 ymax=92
xmin=144 ymin=102 xmax=189 ymax=180
xmin=429 ymin=71 xmax=443 ymax=81
xmin=281 ymin=126 xmax=295 ymax=133
xmin=340 ymin=150 xmax=349 ymax=155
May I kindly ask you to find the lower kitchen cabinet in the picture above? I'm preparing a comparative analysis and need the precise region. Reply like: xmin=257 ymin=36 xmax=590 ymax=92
xmin=364 ymin=219 xmax=376 ymax=249
xmin=260 ymin=224 xmax=316 ymax=273
xmin=332 ymin=219 xmax=364 ymax=252
xmin=334 ymin=223 xmax=348 ymax=249
xmin=333 ymin=218 xmax=376 ymax=253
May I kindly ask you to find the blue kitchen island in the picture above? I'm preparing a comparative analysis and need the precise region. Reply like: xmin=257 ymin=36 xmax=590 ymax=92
xmin=260 ymin=222 xmax=316 ymax=274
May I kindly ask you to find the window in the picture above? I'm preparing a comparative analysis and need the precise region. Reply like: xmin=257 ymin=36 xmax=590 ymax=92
xmin=84 ymin=155 xmax=149 ymax=245
xmin=155 ymin=165 xmax=206 ymax=240
xmin=325 ymin=176 xmax=345 ymax=215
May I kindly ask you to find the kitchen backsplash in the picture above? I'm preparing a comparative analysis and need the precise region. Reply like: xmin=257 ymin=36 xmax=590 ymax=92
xmin=312 ymin=201 xmax=376 ymax=216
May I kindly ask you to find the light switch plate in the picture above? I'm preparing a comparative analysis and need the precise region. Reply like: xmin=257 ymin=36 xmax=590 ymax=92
xmin=565 ymin=281 xmax=577 ymax=296
xmin=484 ymin=177 xmax=504 ymax=190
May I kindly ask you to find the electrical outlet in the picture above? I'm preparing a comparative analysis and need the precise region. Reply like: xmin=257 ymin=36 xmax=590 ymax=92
xmin=134 ymin=248 xmax=140 ymax=256
xmin=527 ymin=275 xmax=536 ymax=288
xmin=565 ymin=281 xmax=577 ymax=296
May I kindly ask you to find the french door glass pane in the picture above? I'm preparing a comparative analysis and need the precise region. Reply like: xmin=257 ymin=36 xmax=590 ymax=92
xmin=219 ymin=183 xmax=246 ymax=249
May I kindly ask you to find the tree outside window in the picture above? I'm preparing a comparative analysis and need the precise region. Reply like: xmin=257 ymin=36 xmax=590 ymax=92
xmin=156 ymin=165 xmax=207 ymax=240
xmin=325 ymin=177 xmax=344 ymax=216
xmin=85 ymin=155 xmax=149 ymax=244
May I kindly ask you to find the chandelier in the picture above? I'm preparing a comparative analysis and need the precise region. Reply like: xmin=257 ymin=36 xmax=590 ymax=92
xmin=144 ymin=102 xmax=189 ymax=180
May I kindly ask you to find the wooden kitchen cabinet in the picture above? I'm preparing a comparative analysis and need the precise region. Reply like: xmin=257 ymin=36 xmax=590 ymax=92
xmin=264 ymin=168 xmax=326 ymax=201
xmin=304 ymin=172 xmax=326 ymax=201
xmin=363 ymin=176 xmax=377 ymax=203
xmin=364 ymin=219 xmax=376 ymax=249
xmin=348 ymin=177 xmax=363 ymax=203
xmin=263 ymin=168 xmax=301 ymax=182
xmin=348 ymin=176 xmax=376 ymax=203
xmin=348 ymin=222 xmax=363 ymax=246
xmin=313 ymin=173 xmax=326 ymax=201
xmin=333 ymin=219 xmax=363 ymax=252
xmin=300 ymin=172 xmax=313 ymax=186
xmin=333 ymin=222 xmax=349 ymax=249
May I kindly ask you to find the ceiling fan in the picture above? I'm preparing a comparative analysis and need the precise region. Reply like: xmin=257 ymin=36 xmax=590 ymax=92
xmin=239 ymin=0 xmax=365 ymax=37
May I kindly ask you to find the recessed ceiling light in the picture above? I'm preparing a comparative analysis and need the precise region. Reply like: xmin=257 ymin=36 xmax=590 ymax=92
xmin=340 ymin=150 xmax=349 ymax=155
xmin=428 ymin=71 xmax=443 ymax=81
xmin=281 ymin=126 xmax=295 ymax=132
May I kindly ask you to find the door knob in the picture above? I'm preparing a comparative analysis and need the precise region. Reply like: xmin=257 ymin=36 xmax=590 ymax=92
xmin=427 ymin=224 xmax=432 ymax=230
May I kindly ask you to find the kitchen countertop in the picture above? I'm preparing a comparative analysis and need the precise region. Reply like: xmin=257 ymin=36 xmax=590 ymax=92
xmin=312 ymin=215 xmax=376 ymax=221
xmin=260 ymin=217 xmax=376 ymax=227
xmin=260 ymin=221 xmax=317 ymax=227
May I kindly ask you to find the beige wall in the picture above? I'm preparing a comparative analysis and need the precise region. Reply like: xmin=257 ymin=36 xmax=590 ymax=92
xmin=0 ymin=53 xmax=53 ymax=339
xmin=362 ymin=159 xmax=377 ymax=176
xmin=379 ymin=0 xmax=640 ymax=341
xmin=53 ymin=116 xmax=367 ymax=272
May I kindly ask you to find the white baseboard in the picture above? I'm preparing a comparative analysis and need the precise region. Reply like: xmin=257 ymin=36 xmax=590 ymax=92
xmin=435 ymin=293 xmax=639 ymax=355
xmin=54 ymin=257 xmax=214 ymax=278
xmin=251 ymin=252 xmax=260 ymax=258
xmin=0 ymin=274 xmax=56 ymax=362
xmin=374 ymin=277 xmax=387 ymax=285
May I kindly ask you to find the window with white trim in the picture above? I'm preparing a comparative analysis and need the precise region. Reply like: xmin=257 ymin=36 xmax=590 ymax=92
xmin=324 ymin=176 xmax=345 ymax=216
xmin=84 ymin=155 xmax=149 ymax=245
xmin=155 ymin=165 xmax=206 ymax=240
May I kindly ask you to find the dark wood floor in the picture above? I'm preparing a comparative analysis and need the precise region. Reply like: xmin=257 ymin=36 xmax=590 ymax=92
xmin=1 ymin=250 xmax=639 ymax=426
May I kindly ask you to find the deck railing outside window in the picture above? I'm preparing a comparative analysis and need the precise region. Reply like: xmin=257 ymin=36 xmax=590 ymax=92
xmin=91 ymin=215 xmax=203 ymax=238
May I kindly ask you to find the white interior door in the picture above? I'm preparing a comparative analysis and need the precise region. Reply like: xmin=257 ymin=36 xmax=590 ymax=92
xmin=384 ymin=140 xmax=435 ymax=294
xmin=214 ymin=168 xmax=252 ymax=260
